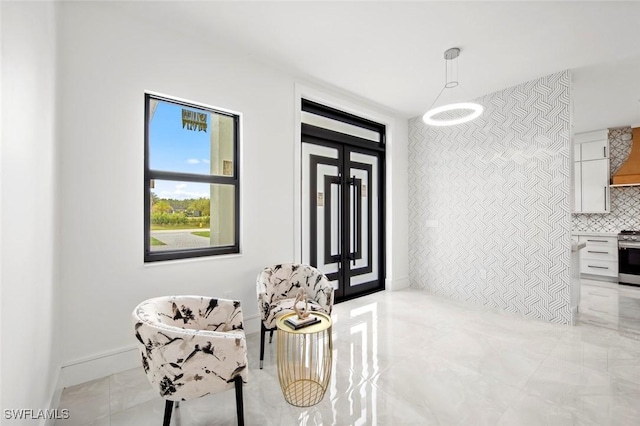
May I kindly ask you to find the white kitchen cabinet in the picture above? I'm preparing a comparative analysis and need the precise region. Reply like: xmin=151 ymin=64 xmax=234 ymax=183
xmin=581 ymin=139 xmax=608 ymax=161
xmin=578 ymin=235 xmax=618 ymax=278
xmin=580 ymin=258 xmax=618 ymax=277
xmin=574 ymin=129 xmax=609 ymax=154
xmin=574 ymin=161 xmax=582 ymax=212
xmin=580 ymin=159 xmax=609 ymax=213
xmin=573 ymin=129 xmax=610 ymax=213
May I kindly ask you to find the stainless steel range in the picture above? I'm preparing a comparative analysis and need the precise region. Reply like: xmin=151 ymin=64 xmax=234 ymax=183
xmin=618 ymin=230 xmax=640 ymax=287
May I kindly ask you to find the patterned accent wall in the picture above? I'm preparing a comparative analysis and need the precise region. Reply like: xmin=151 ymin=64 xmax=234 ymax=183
xmin=408 ymin=71 xmax=572 ymax=324
xmin=572 ymin=128 xmax=640 ymax=232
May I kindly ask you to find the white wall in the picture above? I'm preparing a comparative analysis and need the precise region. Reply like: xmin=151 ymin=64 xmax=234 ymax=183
xmin=388 ymin=118 xmax=409 ymax=290
xmin=57 ymin=2 xmax=408 ymax=384
xmin=1 ymin=0 xmax=3 ymax=415
xmin=1 ymin=0 xmax=61 ymax=416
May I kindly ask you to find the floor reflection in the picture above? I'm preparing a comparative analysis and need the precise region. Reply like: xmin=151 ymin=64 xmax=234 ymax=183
xmin=619 ymin=284 xmax=640 ymax=338
xmin=579 ymin=277 xmax=640 ymax=340
xmin=57 ymin=288 xmax=640 ymax=425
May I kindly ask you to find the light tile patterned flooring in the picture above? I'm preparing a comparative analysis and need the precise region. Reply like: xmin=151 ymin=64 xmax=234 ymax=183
xmin=56 ymin=288 xmax=640 ymax=425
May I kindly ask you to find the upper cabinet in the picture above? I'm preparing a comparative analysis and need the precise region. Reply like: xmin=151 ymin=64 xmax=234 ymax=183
xmin=574 ymin=130 xmax=609 ymax=161
xmin=580 ymin=139 xmax=608 ymax=161
xmin=580 ymin=159 xmax=609 ymax=212
xmin=574 ymin=130 xmax=610 ymax=214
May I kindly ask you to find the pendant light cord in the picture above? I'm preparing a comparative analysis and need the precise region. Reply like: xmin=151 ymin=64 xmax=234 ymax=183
xmin=427 ymin=85 xmax=447 ymax=111
xmin=427 ymin=52 xmax=459 ymax=111
xmin=422 ymin=47 xmax=484 ymax=126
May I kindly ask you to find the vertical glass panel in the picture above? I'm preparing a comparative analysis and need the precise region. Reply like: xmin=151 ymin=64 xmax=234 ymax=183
xmin=148 ymin=98 xmax=235 ymax=176
xmin=349 ymin=152 xmax=378 ymax=286
xmin=350 ymin=170 xmax=369 ymax=269
xmin=317 ymin=165 xmax=339 ymax=265
xmin=301 ymin=143 xmax=340 ymax=290
xmin=149 ymin=180 xmax=235 ymax=251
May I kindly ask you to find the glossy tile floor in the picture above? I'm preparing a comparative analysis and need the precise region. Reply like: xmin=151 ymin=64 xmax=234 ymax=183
xmin=579 ymin=277 xmax=640 ymax=339
xmin=57 ymin=288 xmax=640 ymax=425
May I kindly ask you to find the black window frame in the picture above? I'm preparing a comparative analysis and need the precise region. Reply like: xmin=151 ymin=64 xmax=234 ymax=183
xmin=144 ymin=93 xmax=240 ymax=262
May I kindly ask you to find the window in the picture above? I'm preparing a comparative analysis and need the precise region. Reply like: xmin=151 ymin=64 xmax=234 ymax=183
xmin=144 ymin=93 xmax=240 ymax=262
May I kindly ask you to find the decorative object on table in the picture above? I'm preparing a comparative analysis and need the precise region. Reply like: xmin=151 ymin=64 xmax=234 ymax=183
xmin=293 ymin=290 xmax=310 ymax=319
xmin=256 ymin=263 xmax=334 ymax=369
xmin=284 ymin=313 xmax=321 ymax=330
xmin=277 ymin=312 xmax=333 ymax=407
xmin=132 ymin=296 xmax=248 ymax=426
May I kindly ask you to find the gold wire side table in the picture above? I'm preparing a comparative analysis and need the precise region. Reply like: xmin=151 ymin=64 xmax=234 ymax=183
xmin=276 ymin=312 xmax=333 ymax=407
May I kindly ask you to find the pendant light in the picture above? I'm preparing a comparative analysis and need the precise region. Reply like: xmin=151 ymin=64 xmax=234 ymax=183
xmin=422 ymin=47 xmax=483 ymax=126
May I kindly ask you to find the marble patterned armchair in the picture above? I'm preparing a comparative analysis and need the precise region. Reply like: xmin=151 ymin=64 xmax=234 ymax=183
xmin=256 ymin=263 xmax=334 ymax=368
xmin=132 ymin=296 xmax=248 ymax=426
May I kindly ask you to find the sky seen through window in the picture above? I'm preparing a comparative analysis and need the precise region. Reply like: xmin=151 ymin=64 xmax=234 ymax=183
xmin=150 ymin=101 xmax=211 ymax=200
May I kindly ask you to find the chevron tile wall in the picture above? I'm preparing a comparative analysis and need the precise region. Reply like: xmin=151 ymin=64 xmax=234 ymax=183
xmin=408 ymin=71 xmax=572 ymax=325
xmin=572 ymin=127 xmax=640 ymax=232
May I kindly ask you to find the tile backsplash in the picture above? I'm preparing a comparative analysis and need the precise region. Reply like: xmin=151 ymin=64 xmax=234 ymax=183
xmin=572 ymin=128 xmax=640 ymax=233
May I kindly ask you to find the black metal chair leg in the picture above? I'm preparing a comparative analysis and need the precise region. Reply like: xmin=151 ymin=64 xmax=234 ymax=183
xmin=260 ymin=322 xmax=266 ymax=369
xmin=235 ymin=376 xmax=244 ymax=426
xmin=269 ymin=329 xmax=274 ymax=344
xmin=163 ymin=400 xmax=174 ymax=426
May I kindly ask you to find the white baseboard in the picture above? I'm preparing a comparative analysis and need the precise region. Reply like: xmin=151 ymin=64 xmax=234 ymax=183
xmin=60 ymin=346 xmax=140 ymax=389
xmin=386 ymin=276 xmax=409 ymax=291
xmin=55 ymin=313 xmax=262 ymax=391
xmin=244 ymin=313 xmax=260 ymax=335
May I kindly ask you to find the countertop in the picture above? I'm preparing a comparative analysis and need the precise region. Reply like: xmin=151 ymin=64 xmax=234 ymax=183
xmin=571 ymin=241 xmax=587 ymax=252
xmin=571 ymin=231 xmax=619 ymax=237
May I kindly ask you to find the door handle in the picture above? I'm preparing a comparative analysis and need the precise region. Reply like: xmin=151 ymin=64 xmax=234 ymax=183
xmin=354 ymin=176 xmax=360 ymax=264
xmin=618 ymin=242 xmax=640 ymax=249
xmin=350 ymin=175 xmax=357 ymax=266
xmin=335 ymin=179 xmax=341 ymax=260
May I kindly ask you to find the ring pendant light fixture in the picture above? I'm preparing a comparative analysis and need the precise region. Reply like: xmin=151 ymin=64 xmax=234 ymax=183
xmin=422 ymin=47 xmax=484 ymax=126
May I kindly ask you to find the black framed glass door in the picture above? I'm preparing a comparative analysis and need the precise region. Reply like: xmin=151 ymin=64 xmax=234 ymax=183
xmin=301 ymin=129 xmax=384 ymax=302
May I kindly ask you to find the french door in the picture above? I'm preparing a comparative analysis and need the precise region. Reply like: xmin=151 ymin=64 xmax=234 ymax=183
xmin=301 ymin=129 xmax=384 ymax=302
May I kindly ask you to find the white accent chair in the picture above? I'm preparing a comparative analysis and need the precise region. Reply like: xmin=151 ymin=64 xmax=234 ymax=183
xmin=256 ymin=263 xmax=334 ymax=368
xmin=132 ymin=296 xmax=248 ymax=426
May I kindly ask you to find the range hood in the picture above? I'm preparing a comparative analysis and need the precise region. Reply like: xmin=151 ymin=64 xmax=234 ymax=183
xmin=612 ymin=127 xmax=640 ymax=186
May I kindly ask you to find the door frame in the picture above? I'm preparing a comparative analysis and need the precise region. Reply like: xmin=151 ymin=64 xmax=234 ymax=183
xmin=294 ymin=83 xmax=399 ymax=292
xmin=296 ymin=93 xmax=387 ymax=302
xmin=302 ymin=129 xmax=385 ymax=301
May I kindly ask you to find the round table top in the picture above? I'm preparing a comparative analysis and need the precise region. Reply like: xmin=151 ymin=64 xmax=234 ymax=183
xmin=276 ymin=312 xmax=332 ymax=334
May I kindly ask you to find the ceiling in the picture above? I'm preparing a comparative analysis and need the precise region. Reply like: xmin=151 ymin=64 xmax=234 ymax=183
xmin=113 ymin=1 xmax=640 ymax=132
